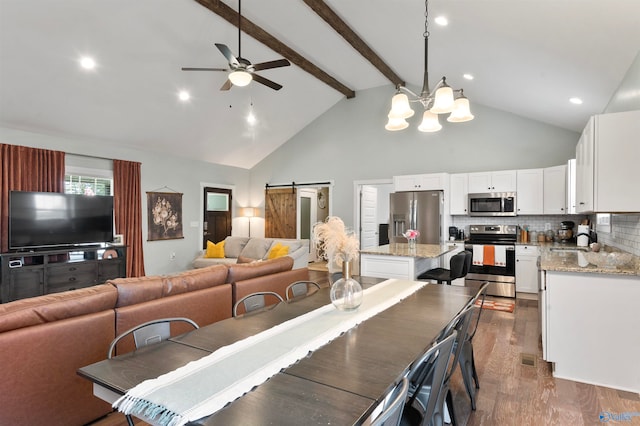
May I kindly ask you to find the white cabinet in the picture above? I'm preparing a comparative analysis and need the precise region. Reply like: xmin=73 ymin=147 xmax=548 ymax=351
xmin=443 ymin=243 xmax=465 ymax=286
xmin=449 ymin=173 xmax=468 ymax=215
xmin=468 ymin=170 xmax=516 ymax=193
xmin=575 ymin=110 xmax=640 ymax=212
xmin=543 ymin=164 xmax=567 ymax=215
xmin=393 ymin=173 xmax=448 ymax=192
xmin=566 ymin=159 xmax=576 ymax=214
xmin=516 ymin=169 xmax=543 ymax=215
xmin=515 ymin=245 xmax=538 ymax=293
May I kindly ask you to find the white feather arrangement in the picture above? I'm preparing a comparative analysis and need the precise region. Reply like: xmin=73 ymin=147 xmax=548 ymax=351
xmin=312 ymin=216 xmax=359 ymax=266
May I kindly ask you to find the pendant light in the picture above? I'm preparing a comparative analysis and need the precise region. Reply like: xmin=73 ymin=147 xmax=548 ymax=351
xmin=385 ymin=0 xmax=473 ymax=132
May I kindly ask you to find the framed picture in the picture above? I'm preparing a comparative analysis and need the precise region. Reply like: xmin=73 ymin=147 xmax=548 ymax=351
xmin=147 ymin=192 xmax=184 ymax=241
xmin=113 ymin=234 xmax=124 ymax=245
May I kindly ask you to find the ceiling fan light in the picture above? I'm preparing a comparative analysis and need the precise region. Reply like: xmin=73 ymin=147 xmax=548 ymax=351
xmin=430 ymin=85 xmax=455 ymax=114
xmin=385 ymin=115 xmax=409 ymax=131
xmin=417 ymin=110 xmax=442 ymax=132
xmin=389 ymin=93 xmax=414 ymax=119
xmin=447 ymin=96 xmax=474 ymax=122
xmin=229 ymin=70 xmax=252 ymax=87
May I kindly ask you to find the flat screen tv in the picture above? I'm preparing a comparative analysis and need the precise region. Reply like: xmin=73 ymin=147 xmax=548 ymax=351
xmin=9 ymin=191 xmax=114 ymax=250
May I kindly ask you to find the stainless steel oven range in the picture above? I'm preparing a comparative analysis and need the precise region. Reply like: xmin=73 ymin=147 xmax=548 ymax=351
xmin=464 ymin=224 xmax=517 ymax=298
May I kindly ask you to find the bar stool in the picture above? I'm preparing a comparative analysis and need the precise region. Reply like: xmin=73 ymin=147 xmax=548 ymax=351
xmin=418 ymin=251 xmax=467 ymax=285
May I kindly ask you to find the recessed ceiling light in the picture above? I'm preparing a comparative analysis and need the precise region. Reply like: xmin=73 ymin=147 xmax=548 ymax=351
xmin=178 ymin=90 xmax=190 ymax=102
xmin=569 ymin=97 xmax=583 ymax=105
xmin=79 ymin=56 xmax=96 ymax=70
xmin=463 ymin=74 xmax=474 ymax=80
xmin=247 ymin=112 xmax=257 ymax=126
xmin=434 ymin=16 xmax=448 ymax=26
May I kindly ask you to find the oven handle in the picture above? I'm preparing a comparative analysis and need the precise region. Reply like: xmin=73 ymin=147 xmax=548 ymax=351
xmin=465 ymin=245 xmax=515 ymax=251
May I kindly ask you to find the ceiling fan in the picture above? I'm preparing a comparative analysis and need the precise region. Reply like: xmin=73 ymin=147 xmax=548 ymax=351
xmin=181 ymin=0 xmax=290 ymax=91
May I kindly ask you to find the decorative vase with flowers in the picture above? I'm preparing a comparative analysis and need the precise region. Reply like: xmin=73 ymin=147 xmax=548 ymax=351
xmin=403 ymin=229 xmax=420 ymax=250
xmin=312 ymin=216 xmax=363 ymax=311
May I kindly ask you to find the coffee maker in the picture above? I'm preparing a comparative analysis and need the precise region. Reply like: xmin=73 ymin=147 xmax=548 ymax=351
xmin=449 ymin=226 xmax=458 ymax=241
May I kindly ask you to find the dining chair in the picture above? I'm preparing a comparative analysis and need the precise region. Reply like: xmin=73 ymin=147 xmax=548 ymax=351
xmin=233 ymin=291 xmax=284 ymax=316
xmin=106 ymin=317 xmax=199 ymax=426
xmin=107 ymin=317 xmax=199 ymax=359
xmin=412 ymin=304 xmax=475 ymax=426
xmin=417 ymin=251 xmax=467 ymax=285
xmin=285 ymin=280 xmax=321 ymax=300
xmin=402 ymin=331 xmax=457 ymax=426
xmin=371 ymin=377 xmax=410 ymax=426
xmin=458 ymin=281 xmax=490 ymax=410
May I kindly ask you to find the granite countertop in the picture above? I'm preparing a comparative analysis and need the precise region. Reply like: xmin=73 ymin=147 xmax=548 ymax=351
xmin=539 ymin=245 xmax=640 ymax=276
xmin=360 ymin=243 xmax=454 ymax=259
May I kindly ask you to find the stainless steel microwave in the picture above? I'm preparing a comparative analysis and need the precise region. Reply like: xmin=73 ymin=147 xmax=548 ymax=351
xmin=468 ymin=192 xmax=517 ymax=216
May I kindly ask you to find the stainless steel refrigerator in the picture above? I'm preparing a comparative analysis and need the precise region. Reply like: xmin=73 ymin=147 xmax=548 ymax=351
xmin=389 ymin=190 xmax=443 ymax=244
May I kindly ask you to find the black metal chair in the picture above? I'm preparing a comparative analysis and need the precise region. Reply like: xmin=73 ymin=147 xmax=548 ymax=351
xmin=233 ymin=291 xmax=284 ymax=316
xmin=458 ymin=281 xmax=490 ymax=410
xmin=417 ymin=251 xmax=467 ymax=285
xmin=285 ymin=280 xmax=321 ymax=300
xmin=371 ymin=377 xmax=410 ymax=426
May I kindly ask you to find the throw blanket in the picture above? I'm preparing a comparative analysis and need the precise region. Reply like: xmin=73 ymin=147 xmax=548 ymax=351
xmin=114 ymin=278 xmax=428 ymax=426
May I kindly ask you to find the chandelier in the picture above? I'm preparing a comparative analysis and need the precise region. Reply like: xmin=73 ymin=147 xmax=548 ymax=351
xmin=385 ymin=0 xmax=474 ymax=132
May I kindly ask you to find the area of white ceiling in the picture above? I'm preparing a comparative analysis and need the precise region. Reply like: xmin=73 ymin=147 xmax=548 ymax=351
xmin=0 ymin=0 xmax=638 ymax=169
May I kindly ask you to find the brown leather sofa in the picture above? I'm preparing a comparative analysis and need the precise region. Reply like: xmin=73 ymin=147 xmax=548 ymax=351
xmin=0 ymin=257 xmax=309 ymax=426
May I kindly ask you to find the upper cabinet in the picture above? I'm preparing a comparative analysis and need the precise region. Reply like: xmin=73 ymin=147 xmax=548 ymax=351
xmin=543 ymin=164 xmax=568 ymax=215
xmin=468 ymin=170 xmax=517 ymax=193
xmin=449 ymin=173 xmax=469 ymax=215
xmin=575 ymin=111 xmax=640 ymax=213
xmin=393 ymin=173 xmax=448 ymax=192
xmin=517 ymin=169 xmax=544 ymax=215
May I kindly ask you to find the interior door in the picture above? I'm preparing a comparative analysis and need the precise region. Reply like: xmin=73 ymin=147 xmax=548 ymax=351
xmin=265 ymin=188 xmax=297 ymax=238
xmin=203 ymin=187 xmax=232 ymax=249
xmin=360 ymin=186 xmax=378 ymax=250
xmin=297 ymin=188 xmax=318 ymax=262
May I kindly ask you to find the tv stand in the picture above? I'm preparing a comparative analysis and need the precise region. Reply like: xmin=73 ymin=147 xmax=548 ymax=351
xmin=0 ymin=246 xmax=127 ymax=303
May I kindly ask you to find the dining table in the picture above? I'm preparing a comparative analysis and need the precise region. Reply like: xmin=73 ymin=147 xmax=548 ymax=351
xmin=78 ymin=278 xmax=475 ymax=426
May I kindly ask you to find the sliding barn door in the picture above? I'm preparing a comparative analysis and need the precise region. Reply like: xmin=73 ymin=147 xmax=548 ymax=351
xmin=265 ymin=188 xmax=297 ymax=238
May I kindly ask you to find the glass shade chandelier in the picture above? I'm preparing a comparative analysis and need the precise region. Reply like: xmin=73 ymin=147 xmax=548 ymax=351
xmin=385 ymin=0 xmax=474 ymax=132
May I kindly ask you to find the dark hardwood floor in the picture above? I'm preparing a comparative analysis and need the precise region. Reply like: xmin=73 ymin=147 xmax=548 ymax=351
xmin=89 ymin=270 xmax=640 ymax=426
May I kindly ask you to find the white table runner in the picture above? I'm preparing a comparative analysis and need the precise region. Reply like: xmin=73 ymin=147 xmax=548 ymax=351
xmin=113 ymin=278 xmax=428 ymax=426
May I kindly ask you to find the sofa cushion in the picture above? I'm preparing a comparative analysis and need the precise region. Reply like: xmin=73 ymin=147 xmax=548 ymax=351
xmin=240 ymin=238 xmax=272 ymax=259
xmin=266 ymin=242 xmax=290 ymax=259
xmin=224 ymin=236 xmax=250 ymax=258
xmin=205 ymin=240 xmax=225 ymax=258
xmin=109 ymin=275 xmax=165 ymax=307
xmin=163 ymin=264 xmax=229 ymax=296
xmin=237 ymin=255 xmax=259 ymax=264
xmin=227 ymin=256 xmax=294 ymax=283
xmin=0 ymin=284 xmax=118 ymax=333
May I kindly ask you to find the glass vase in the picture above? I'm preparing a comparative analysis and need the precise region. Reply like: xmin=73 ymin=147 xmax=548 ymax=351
xmin=408 ymin=238 xmax=417 ymax=250
xmin=330 ymin=260 xmax=363 ymax=311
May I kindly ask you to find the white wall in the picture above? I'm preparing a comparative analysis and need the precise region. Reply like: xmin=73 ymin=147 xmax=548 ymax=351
xmin=250 ymin=85 xmax=579 ymax=230
xmin=0 ymin=126 xmax=251 ymax=274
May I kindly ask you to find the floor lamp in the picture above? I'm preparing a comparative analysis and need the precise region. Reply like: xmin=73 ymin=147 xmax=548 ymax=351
xmin=242 ymin=207 xmax=258 ymax=237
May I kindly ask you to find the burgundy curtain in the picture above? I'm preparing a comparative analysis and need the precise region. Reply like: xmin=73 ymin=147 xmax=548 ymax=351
xmin=113 ymin=159 xmax=145 ymax=277
xmin=0 ymin=144 xmax=65 ymax=253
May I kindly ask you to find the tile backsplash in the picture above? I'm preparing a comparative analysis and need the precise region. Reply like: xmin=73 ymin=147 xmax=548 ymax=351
xmin=451 ymin=213 xmax=640 ymax=256
xmin=594 ymin=214 xmax=640 ymax=256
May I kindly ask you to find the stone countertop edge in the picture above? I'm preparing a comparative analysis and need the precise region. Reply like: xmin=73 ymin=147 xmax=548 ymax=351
xmin=360 ymin=243 xmax=455 ymax=259
xmin=539 ymin=247 xmax=640 ymax=276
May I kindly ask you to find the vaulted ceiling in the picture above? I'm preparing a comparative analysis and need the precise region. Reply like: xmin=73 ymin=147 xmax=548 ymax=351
xmin=1 ymin=0 xmax=638 ymax=169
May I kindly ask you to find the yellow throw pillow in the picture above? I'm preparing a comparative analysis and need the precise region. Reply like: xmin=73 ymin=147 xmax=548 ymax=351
xmin=267 ymin=242 xmax=290 ymax=259
xmin=205 ymin=240 xmax=225 ymax=258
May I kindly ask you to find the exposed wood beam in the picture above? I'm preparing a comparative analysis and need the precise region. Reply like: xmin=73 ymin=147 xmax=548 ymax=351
xmin=302 ymin=0 xmax=404 ymax=87
xmin=193 ymin=0 xmax=355 ymax=99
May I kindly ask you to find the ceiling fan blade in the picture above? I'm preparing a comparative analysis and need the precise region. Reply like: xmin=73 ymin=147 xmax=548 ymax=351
xmin=252 ymin=73 xmax=283 ymax=91
xmin=181 ymin=67 xmax=228 ymax=72
xmin=215 ymin=43 xmax=239 ymax=67
xmin=220 ymin=79 xmax=233 ymax=91
xmin=252 ymin=59 xmax=291 ymax=72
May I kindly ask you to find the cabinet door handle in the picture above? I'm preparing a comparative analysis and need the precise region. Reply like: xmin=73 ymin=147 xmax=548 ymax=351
xmin=69 ymin=277 xmax=76 ymax=282
xmin=579 ymin=202 xmax=585 ymax=205
xmin=69 ymin=267 xmax=76 ymax=271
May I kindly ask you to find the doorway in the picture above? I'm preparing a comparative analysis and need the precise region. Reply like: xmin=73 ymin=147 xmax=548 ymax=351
xmin=297 ymin=188 xmax=318 ymax=262
xmin=202 ymin=187 xmax=232 ymax=249
xmin=354 ymin=180 xmax=394 ymax=250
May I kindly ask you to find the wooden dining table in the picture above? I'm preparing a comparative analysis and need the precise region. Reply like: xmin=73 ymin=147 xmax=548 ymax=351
xmin=78 ymin=279 xmax=475 ymax=426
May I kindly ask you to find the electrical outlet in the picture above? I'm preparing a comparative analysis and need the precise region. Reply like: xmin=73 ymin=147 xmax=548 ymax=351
xmin=170 ymin=252 xmax=176 ymax=260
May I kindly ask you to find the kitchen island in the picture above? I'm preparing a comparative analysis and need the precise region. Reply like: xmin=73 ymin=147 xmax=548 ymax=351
xmin=539 ymin=246 xmax=640 ymax=393
xmin=359 ymin=243 xmax=454 ymax=280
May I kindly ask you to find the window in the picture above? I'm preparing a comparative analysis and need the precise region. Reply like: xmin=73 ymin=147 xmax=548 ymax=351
xmin=64 ymin=165 xmax=113 ymax=196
